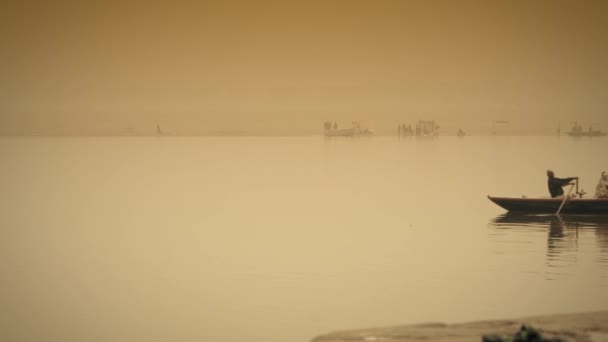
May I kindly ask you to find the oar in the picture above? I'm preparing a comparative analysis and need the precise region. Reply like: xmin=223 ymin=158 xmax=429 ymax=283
xmin=556 ymin=183 xmax=575 ymax=215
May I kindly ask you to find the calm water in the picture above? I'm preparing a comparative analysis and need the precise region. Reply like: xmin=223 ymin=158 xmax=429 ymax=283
xmin=1 ymin=136 xmax=606 ymax=342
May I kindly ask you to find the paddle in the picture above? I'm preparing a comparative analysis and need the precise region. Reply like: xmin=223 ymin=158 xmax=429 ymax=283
xmin=556 ymin=183 xmax=575 ymax=215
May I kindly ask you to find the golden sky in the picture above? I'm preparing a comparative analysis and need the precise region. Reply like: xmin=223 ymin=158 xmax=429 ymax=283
xmin=1 ymin=1 xmax=607 ymax=135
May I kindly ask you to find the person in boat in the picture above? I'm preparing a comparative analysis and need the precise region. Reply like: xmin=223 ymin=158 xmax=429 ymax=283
xmin=547 ymin=170 xmax=577 ymax=198
xmin=596 ymin=171 xmax=608 ymax=198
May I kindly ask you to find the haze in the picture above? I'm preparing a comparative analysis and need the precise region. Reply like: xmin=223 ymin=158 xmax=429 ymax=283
xmin=1 ymin=1 xmax=607 ymax=135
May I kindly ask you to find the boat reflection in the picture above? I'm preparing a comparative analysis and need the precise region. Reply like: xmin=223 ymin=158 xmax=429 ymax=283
xmin=491 ymin=213 xmax=608 ymax=228
xmin=489 ymin=213 xmax=608 ymax=271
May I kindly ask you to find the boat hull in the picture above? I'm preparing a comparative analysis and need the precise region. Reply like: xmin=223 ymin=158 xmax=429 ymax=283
xmin=324 ymin=129 xmax=374 ymax=137
xmin=488 ymin=196 xmax=608 ymax=214
xmin=567 ymin=132 xmax=606 ymax=137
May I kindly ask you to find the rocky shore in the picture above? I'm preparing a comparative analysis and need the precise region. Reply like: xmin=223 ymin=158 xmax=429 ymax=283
xmin=312 ymin=311 xmax=608 ymax=342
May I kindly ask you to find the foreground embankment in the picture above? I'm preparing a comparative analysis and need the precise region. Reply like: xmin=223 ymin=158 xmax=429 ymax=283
xmin=312 ymin=311 xmax=608 ymax=342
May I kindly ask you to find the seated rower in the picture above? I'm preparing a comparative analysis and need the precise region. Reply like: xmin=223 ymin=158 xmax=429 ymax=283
xmin=596 ymin=172 xmax=608 ymax=198
xmin=546 ymin=170 xmax=578 ymax=198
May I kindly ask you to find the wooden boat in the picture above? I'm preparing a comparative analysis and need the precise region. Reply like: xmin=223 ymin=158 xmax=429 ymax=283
xmin=567 ymin=122 xmax=606 ymax=137
xmin=324 ymin=128 xmax=361 ymax=137
xmin=568 ymin=130 xmax=607 ymax=137
xmin=488 ymin=196 xmax=608 ymax=214
xmin=324 ymin=122 xmax=374 ymax=137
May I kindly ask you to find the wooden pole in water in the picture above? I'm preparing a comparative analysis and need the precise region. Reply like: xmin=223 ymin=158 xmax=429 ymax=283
xmin=556 ymin=184 xmax=575 ymax=215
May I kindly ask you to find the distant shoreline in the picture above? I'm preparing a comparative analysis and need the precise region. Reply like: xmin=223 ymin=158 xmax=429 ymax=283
xmin=1 ymin=134 xmax=605 ymax=138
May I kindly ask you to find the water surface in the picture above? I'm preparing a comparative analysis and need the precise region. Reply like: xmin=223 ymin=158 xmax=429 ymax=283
xmin=1 ymin=136 xmax=606 ymax=342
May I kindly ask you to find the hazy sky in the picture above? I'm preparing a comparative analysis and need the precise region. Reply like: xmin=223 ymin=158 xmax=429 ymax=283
xmin=1 ymin=1 xmax=607 ymax=135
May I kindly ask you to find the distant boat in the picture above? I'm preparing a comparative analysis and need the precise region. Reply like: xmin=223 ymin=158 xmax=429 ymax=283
xmin=567 ymin=122 xmax=605 ymax=137
xmin=325 ymin=128 xmax=357 ymax=136
xmin=324 ymin=122 xmax=374 ymax=137
xmin=415 ymin=120 xmax=439 ymax=136
xmin=457 ymin=128 xmax=466 ymax=137
xmin=324 ymin=128 xmax=374 ymax=137
xmin=488 ymin=196 xmax=608 ymax=214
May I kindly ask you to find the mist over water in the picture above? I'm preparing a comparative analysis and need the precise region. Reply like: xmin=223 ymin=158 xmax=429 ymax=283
xmin=1 ymin=136 xmax=606 ymax=342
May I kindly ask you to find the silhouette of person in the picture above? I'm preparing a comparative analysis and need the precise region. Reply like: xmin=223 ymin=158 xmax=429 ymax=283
xmin=546 ymin=170 xmax=577 ymax=198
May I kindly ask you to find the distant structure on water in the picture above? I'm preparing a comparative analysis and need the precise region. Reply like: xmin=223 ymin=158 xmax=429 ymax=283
xmin=324 ymin=121 xmax=374 ymax=137
xmin=415 ymin=120 xmax=439 ymax=136
xmin=457 ymin=128 xmax=466 ymax=137
xmin=398 ymin=124 xmax=414 ymax=137
xmin=156 ymin=124 xmax=163 ymax=136
xmin=398 ymin=120 xmax=440 ymax=137
xmin=567 ymin=122 xmax=606 ymax=137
